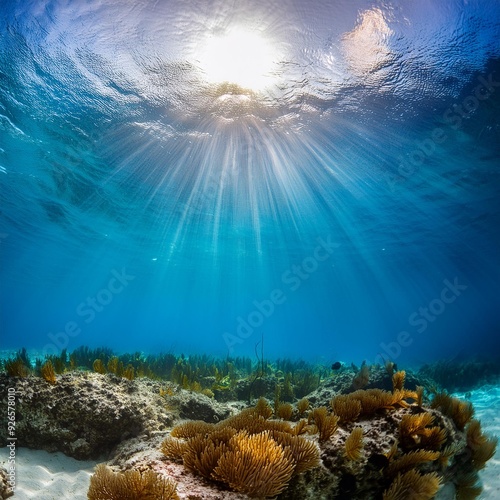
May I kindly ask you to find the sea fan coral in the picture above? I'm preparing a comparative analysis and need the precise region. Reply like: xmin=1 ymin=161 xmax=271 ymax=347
xmin=470 ymin=436 xmax=498 ymax=470
xmin=41 ymin=360 xmax=57 ymax=384
xmin=161 ymin=399 xmax=321 ymax=497
xmin=87 ymin=464 xmax=179 ymax=500
xmin=431 ymin=393 xmax=474 ymax=431
xmin=386 ymin=450 xmax=441 ymax=477
xmin=254 ymin=397 xmax=273 ymax=419
xmin=213 ymin=430 xmax=295 ymax=498
xmin=392 ymin=370 xmax=406 ymax=391
xmin=276 ymin=402 xmax=293 ymax=420
xmin=268 ymin=430 xmax=320 ymax=474
xmin=344 ymin=427 xmax=364 ymax=461
xmin=310 ymin=407 xmax=339 ymax=442
xmin=382 ymin=469 xmax=441 ymax=500
xmin=93 ymin=359 xmax=106 ymax=375
xmin=123 ymin=364 xmax=135 ymax=380
xmin=399 ymin=412 xmax=446 ymax=450
xmin=5 ymin=357 xmax=29 ymax=377
xmin=415 ymin=386 xmax=424 ymax=407
xmin=170 ymin=420 xmax=215 ymax=439
xmin=465 ymin=418 xmax=498 ymax=464
xmin=331 ymin=394 xmax=362 ymax=423
xmin=296 ymin=397 xmax=310 ymax=415
xmin=341 ymin=388 xmax=417 ymax=417
xmin=220 ymin=409 xmax=293 ymax=435
xmin=454 ymin=471 xmax=483 ymax=499
xmin=182 ymin=434 xmax=229 ymax=479
xmin=291 ymin=418 xmax=309 ymax=436
xmin=160 ymin=437 xmax=188 ymax=461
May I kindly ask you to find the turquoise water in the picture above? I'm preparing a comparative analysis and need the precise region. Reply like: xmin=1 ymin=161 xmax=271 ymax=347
xmin=1 ymin=0 xmax=499 ymax=365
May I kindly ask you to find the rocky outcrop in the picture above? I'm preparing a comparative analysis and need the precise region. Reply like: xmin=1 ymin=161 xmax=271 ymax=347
xmin=0 ymin=372 xmax=229 ymax=460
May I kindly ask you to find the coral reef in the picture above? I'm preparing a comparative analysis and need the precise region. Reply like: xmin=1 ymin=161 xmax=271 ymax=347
xmin=431 ymin=392 xmax=474 ymax=431
xmin=213 ymin=431 xmax=295 ymax=497
xmin=382 ymin=469 xmax=441 ymax=500
xmin=159 ymin=400 xmax=320 ymax=498
xmin=310 ymin=407 xmax=339 ymax=442
xmin=1 ymin=348 xmax=497 ymax=499
xmin=40 ymin=360 xmax=57 ymax=384
xmin=88 ymin=464 xmax=179 ymax=500
xmin=344 ymin=427 xmax=364 ymax=461
xmin=4 ymin=357 xmax=29 ymax=378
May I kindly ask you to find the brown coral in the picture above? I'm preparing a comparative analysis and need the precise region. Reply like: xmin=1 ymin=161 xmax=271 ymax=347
xmin=344 ymin=427 xmax=364 ymax=461
xmin=160 ymin=437 xmax=189 ymax=461
xmin=123 ymin=364 xmax=134 ymax=380
xmin=331 ymin=394 xmax=362 ymax=423
xmin=93 ymin=359 xmax=106 ymax=375
xmin=465 ymin=418 xmax=498 ymax=467
xmin=182 ymin=434 xmax=229 ymax=479
xmin=220 ymin=409 xmax=293 ymax=436
xmin=310 ymin=407 xmax=339 ymax=442
xmin=431 ymin=393 xmax=474 ymax=431
xmin=40 ymin=360 xmax=57 ymax=384
xmin=276 ymin=402 xmax=293 ymax=420
xmin=415 ymin=386 xmax=424 ymax=407
xmin=213 ymin=430 xmax=295 ymax=498
xmin=269 ymin=430 xmax=320 ymax=474
xmin=170 ymin=420 xmax=215 ymax=439
xmin=386 ymin=450 xmax=441 ymax=477
xmin=340 ymin=389 xmax=417 ymax=418
xmin=439 ymin=442 xmax=463 ymax=467
xmin=382 ymin=469 xmax=441 ymax=500
xmin=291 ymin=418 xmax=309 ymax=436
xmin=5 ymin=358 xmax=29 ymax=377
xmin=455 ymin=471 xmax=483 ymax=499
xmin=161 ymin=400 xmax=321 ymax=497
xmin=392 ymin=370 xmax=406 ymax=391
xmin=254 ymin=397 xmax=273 ymax=419
xmin=296 ymin=397 xmax=310 ymax=415
xmin=470 ymin=435 xmax=498 ymax=470
xmin=399 ymin=412 xmax=446 ymax=451
xmin=87 ymin=464 xmax=179 ymax=500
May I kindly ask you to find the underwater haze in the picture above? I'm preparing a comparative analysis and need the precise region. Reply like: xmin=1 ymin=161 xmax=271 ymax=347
xmin=1 ymin=0 xmax=500 ymax=366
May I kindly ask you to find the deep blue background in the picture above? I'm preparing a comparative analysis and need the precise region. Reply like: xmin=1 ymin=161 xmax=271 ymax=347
xmin=1 ymin=0 xmax=499 ymax=365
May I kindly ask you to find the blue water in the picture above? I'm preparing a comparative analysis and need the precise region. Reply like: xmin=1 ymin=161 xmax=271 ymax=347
xmin=1 ymin=0 xmax=499 ymax=366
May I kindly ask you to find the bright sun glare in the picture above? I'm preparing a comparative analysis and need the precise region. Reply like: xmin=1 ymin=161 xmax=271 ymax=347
xmin=198 ymin=29 xmax=278 ymax=91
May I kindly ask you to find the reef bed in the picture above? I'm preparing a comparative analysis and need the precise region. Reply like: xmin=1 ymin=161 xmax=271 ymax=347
xmin=0 ymin=349 xmax=499 ymax=499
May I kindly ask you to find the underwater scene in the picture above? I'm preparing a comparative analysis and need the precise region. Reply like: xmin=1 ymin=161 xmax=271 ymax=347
xmin=0 ymin=0 xmax=500 ymax=498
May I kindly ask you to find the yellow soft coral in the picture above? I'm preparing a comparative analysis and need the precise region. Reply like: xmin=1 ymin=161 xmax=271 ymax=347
xmin=87 ymin=464 xmax=179 ymax=500
xmin=213 ymin=430 xmax=295 ymax=498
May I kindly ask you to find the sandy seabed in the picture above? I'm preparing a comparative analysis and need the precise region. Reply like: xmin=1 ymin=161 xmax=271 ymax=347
xmin=1 ymin=384 xmax=499 ymax=499
xmin=0 ymin=448 xmax=96 ymax=499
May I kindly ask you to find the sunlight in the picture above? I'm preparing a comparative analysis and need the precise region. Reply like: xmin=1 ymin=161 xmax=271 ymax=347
xmin=197 ymin=28 xmax=279 ymax=91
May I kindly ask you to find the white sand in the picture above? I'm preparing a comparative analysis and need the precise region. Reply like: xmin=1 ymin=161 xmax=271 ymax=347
xmin=0 ymin=448 xmax=97 ymax=499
